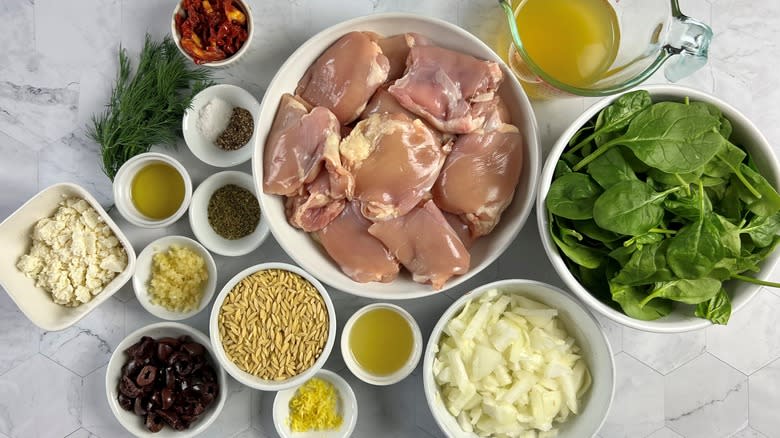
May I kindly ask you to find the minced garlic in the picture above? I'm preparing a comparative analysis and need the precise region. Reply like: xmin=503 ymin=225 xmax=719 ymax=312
xmin=148 ymin=245 xmax=208 ymax=312
xmin=288 ymin=377 xmax=343 ymax=432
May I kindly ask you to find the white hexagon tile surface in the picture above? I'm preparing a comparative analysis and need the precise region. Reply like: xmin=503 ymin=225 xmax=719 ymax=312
xmin=664 ymin=354 xmax=748 ymax=437
xmin=2 ymin=0 xmax=780 ymax=437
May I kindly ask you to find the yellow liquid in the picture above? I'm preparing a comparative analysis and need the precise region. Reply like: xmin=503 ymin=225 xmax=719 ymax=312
xmin=131 ymin=163 xmax=185 ymax=220
xmin=515 ymin=0 xmax=620 ymax=87
xmin=349 ymin=308 xmax=414 ymax=376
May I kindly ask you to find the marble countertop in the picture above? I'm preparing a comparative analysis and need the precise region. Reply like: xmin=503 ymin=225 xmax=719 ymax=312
xmin=1 ymin=0 xmax=778 ymax=437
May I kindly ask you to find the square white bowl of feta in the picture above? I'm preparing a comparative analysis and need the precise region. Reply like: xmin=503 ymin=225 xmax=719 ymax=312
xmin=0 ymin=182 xmax=136 ymax=331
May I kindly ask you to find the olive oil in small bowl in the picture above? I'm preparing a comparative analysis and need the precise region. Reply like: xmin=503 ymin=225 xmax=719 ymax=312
xmin=113 ymin=152 xmax=193 ymax=228
xmin=341 ymin=303 xmax=422 ymax=386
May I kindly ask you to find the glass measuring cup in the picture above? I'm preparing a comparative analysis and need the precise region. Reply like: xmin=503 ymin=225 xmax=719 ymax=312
xmin=498 ymin=0 xmax=712 ymax=98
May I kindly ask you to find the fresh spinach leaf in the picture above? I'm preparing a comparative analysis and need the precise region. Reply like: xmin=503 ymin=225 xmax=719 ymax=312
xmin=737 ymin=164 xmax=780 ymax=217
xmin=664 ymin=189 xmax=713 ymax=221
xmin=613 ymin=241 xmax=673 ymax=286
xmin=618 ymin=103 xmax=725 ymax=173
xmin=546 ymin=173 xmax=602 ymax=220
xmin=695 ymin=288 xmax=731 ymax=325
xmin=566 ymin=90 xmax=652 ymax=158
xmin=608 ymin=245 xmax=637 ymax=267
xmin=689 ymin=101 xmax=733 ymax=138
xmin=712 ymin=214 xmax=742 ymax=257
xmin=550 ymin=219 xmax=604 ymax=269
xmin=573 ymin=219 xmax=622 ymax=243
xmin=640 ymin=278 xmax=722 ymax=306
xmin=703 ymin=141 xmax=746 ymax=178
xmin=554 ymin=159 xmax=573 ymax=178
xmin=741 ymin=212 xmax=780 ymax=248
xmin=586 ymin=147 xmax=637 ymax=189
xmin=593 ymin=180 xmax=679 ymax=235
xmin=667 ymin=215 xmax=725 ymax=279
xmin=610 ymin=281 xmax=673 ymax=320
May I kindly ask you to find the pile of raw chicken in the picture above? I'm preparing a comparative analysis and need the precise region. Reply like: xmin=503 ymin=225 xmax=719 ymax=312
xmin=263 ymin=31 xmax=525 ymax=290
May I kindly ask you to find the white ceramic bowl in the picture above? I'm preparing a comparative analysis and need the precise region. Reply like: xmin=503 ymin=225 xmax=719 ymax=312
xmin=272 ymin=369 xmax=358 ymax=438
xmin=423 ymin=279 xmax=615 ymax=438
xmin=189 ymin=170 xmax=270 ymax=256
xmin=209 ymin=262 xmax=337 ymax=391
xmin=340 ymin=303 xmax=422 ymax=386
xmin=537 ymin=85 xmax=780 ymax=333
xmin=252 ymin=13 xmax=541 ymax=300
xmin=0 ymin=183 xmax=136 ymax=331
xmin=105 ymin=322 xmax=228 ymax=438
xmin=183 ymin=84 xmax=261 ymax=167
xmin=113 ymin=152 xmax=193 ymax=228
xmin=133 ymin=235 xmax=217 ymax=321
xmin=171 ymin=0 xmax=254 ymax=68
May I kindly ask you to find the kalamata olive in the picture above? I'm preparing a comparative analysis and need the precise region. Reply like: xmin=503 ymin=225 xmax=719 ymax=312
xmin=180 ymin=414 xmax=196 ymax=426
xmin=117 ymin=393 xmax=134 ymax=411
xmin=122 ymin=358 xmax=143 ymax=379
xmin=182 ymin=342 xmax=205 ymax=357
xmin=150 ymin=391 xmax=161 ymax=407
xmin=119 ymin=376 xmax=142 ymax=398
xmin=145 ymin=413 xmax=164 ymax=433
xmin=178 ymin=378 xmax=189 ymax=392
xmin=157 ymin=337 xmax=180 ymax=346
xmin=191 ymin=403 xmax=206 ymax=416
xmin=161 ymin=388 xmax=174 ymax=411
xmin=130 ymin=337 xmax=154 ymax=359
xmin=174 ymin=358 xmax=192 ymax=376
xmin=134 ymin=396 xmax=150 ymax=416
xmin=178 ymin=335 xmax=193 ymax=344
xmin=136 ymin=365 xmax=157 ymax=386
xmin=156 ymin=343 xmax=174 ymax=362
xmin=158 ymin=409 xmax=184 ymax=430
xmin=164 ymin=367 xmax=176 ymax=389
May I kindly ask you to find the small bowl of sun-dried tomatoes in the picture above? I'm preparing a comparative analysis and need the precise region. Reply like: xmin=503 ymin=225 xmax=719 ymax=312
xmin=172 ymin=0 xmax=253 ymax=67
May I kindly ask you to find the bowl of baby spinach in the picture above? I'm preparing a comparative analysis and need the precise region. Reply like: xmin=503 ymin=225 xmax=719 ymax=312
xmin=537 ymin=85 xmax=780 ymax=333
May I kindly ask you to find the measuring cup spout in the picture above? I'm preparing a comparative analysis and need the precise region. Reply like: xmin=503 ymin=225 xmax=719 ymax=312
xmin=663 ymin=12 xmax=713 ymax=82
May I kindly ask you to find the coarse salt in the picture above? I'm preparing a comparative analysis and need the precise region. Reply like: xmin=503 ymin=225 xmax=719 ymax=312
xmin=197 ymin=97 xmax=233 ymax=144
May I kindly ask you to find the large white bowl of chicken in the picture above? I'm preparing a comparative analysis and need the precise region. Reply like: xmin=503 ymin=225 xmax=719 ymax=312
xmin=252 ymin=13 xmax=541 ymax=299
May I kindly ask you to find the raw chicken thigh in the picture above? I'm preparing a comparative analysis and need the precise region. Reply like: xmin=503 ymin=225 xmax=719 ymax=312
xmin=286 ymin=172 xmax=346 ymax=232
xmin=443 ymin=212 xmax=476 ymax=249
xmin=368 ymin=201 xmax=470 ymax=290
xmin=263 ymin=94 xmax=341 ymax=196
xmin=360 ymin=87 xmax=417 ymax=120
xmin=340 ymin=113 xmax=446 ymax=221
xmin=376 ymin=32 xmax=431 ymax=82
xmin=315 ymin=201 xmax=400 ymax=283
xmin=388 ymin=46 xmax=504 ymax=134
xmin=433 ymin=112 xmax=524 ymax=237
xmin=296 ymin=31 xmax=390 ymax=124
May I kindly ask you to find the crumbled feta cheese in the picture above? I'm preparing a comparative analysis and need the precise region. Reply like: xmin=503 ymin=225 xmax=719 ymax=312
xmin=16 ymin=197 xmax=128 ymax=307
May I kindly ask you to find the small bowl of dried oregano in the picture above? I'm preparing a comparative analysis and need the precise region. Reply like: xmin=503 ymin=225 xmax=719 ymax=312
xmin=208 ymin=262 xmax=337 ymax=391
xmin=189 ymin=170 xmax=270 ymax=257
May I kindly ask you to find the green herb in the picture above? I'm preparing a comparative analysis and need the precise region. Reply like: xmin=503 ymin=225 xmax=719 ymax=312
xmin=546 ymin=90 xmax=780 ymax=324
xmin=88 ymin=35 xmax=212 ymax=180
xmin=207 ymin=184 xmax=261 ymax=240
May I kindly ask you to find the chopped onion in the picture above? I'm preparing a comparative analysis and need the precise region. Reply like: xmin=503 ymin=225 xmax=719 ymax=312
xmin=434 ymin=289 xmax=591 ymax=437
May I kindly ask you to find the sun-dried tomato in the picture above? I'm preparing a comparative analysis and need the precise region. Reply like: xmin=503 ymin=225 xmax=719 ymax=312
xmin=175 ymin=0 xmax=249 ymax=64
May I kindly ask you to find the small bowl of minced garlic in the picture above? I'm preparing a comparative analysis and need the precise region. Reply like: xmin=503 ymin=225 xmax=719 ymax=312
xmin=133 ymin=235 xmax=217 ymax=321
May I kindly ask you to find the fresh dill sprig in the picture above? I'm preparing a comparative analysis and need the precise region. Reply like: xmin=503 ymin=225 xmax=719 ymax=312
xmin=88 ymin=34 xmax=213 ymax=180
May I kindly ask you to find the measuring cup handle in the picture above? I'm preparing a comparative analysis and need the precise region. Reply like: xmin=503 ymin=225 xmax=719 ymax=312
xmin=663 ymin=14 xmax=713 ymax=82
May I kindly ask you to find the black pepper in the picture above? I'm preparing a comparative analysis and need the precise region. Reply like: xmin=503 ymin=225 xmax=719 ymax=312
xmin=207 ymin=184 xmax=261 ymax=240
xmin=216 ymin=107 xmax=254 ymax=151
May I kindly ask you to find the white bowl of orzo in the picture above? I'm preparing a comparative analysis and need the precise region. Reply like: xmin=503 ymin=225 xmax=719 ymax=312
xmin=209 ymin=262 xmax=337 ymax=391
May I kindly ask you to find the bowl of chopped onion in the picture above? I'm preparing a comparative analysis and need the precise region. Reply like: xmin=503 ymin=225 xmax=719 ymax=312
xmin=423 ymin=279 xmax=615 ymax=437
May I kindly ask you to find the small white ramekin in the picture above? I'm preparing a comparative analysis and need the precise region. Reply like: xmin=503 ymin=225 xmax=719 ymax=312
xmin=171 ymin=0 xmax=254 ymax=68
xmin=113 ymin=152 xmax=193 ymax=228
xmin=188 ymin=170 xmax=270 ymax=256
xmin=340 ymin=303 xmax=423 ymax=386
xmin=132 ymin=235 xmax=218 ymax=321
